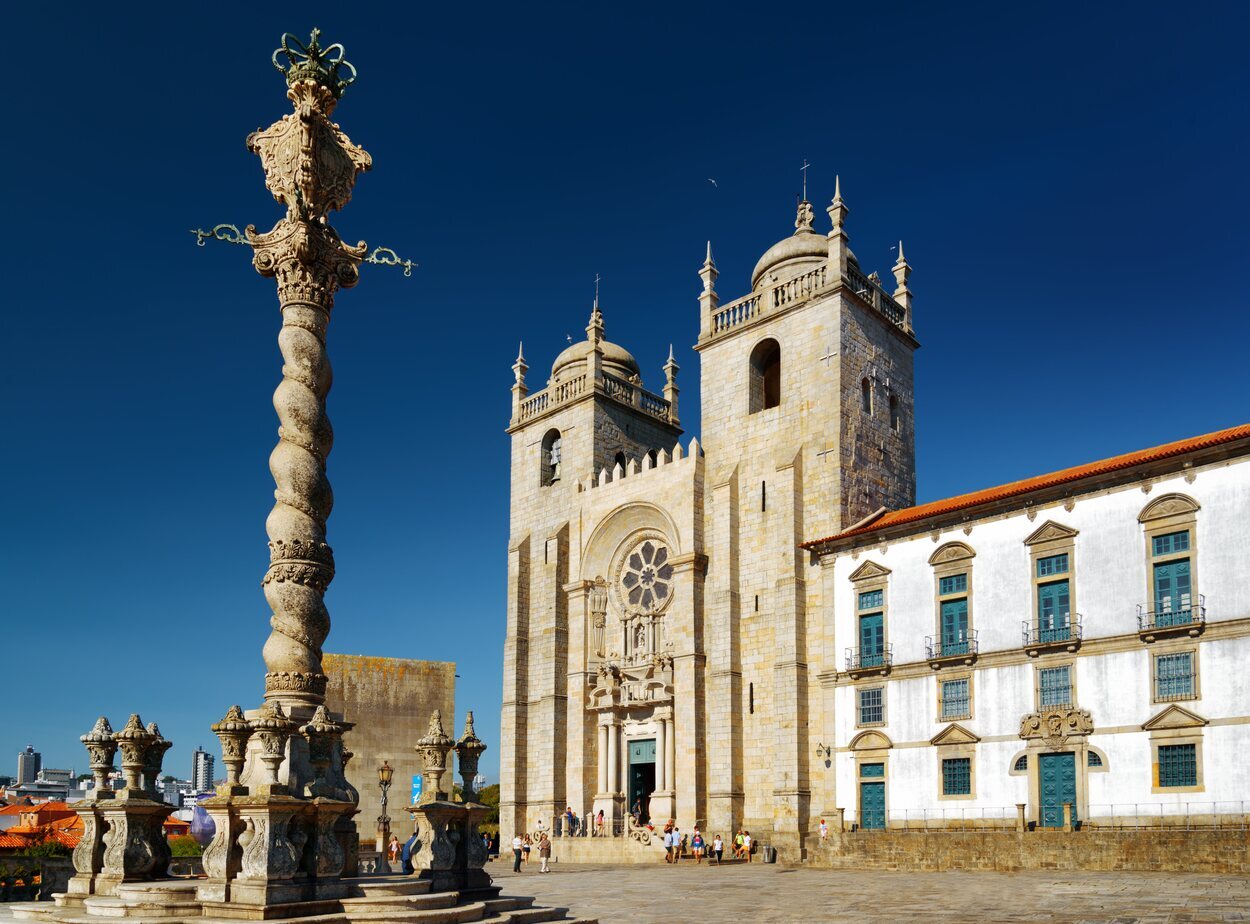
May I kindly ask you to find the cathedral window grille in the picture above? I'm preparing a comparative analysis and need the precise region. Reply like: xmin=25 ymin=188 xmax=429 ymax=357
xmin=941 ymin=757 xmax=971 ymax=796
xmin=748 ymin=338 xmax=781 ymax=413
xmin=541 ymin=429 xmax=562 ymax=486
xmin=1038 ymin=666 xmax=1072 ymax=708
xmin=940 ymin=678 xmax=970 ymax=721
xmin=1087 ymin=751 xmax=1103 ymax=768
xmin=1013 ymin=754 xmax=1028 ymax=772
xmin=858 ymin=687 xmax=884 ymax=726
xmin=1157 ymin=743 xmax=1197 ymax=788
xmin=1154 ymin=652 xmax=1196 ymax=701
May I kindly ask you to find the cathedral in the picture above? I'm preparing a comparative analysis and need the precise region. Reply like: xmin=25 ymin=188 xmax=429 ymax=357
xmin=499 ymin=182 xmax=1250 ymax=861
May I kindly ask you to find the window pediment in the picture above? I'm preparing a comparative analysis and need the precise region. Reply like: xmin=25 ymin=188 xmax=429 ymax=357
xmin=849 ymin=560 xmax=892 ymax=583
xmin=928 ymin=541 xmax=975 ymax=566
xmin=1142 ymin=704 xmax=1208 ymax=731
xmin=1139 ymin=493 xmax=1200 ymax=523
xmin=1024 ymin=520 xmax=1079 ymax=546
xmin=930 ymin=723 xmax=980 ymax=747
xmin=848 ymin=730 xmax=893 ymax=751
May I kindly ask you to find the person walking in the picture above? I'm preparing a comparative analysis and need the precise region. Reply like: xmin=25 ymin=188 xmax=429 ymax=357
xmin=691 ymin=829 xmax=705 ymax=863
xmin=595 ymin=809 xmax=605 ymax=837
xmin=712 ymin=834 xmax=724 ymax=864
xmin=511 ymin=833 xmax=523 ymax=872
xmin=672 ymin=826 xmax=682 ymax=862
xmin=743 ymin=830 xmax=753 ymax=862
xmin=386 ymin=834 xmax=400 ymax=866
xmin=538 ymin=833 xmax=552 ymax=873
xmin=522 ymin=834 xmax=532 ymax=865
xmin=662 ymin=826 xmax=673 ymax=863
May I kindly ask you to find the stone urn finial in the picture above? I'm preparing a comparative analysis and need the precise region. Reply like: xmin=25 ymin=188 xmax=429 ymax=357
xmin=415 ymin=709 xmax=454 ymax=803
xmin=80 ymin=716 xmax=117 ymax=795
xmin=300 ymin=704 xmax=343 ymax=797
xmin=143 ymin=722 xmax=173 ymax=798
xmin=211 ymin=705 xmax=253 ymax=788
xmin=114 ymin=714 xmax=155 ymax=792
xmin=250 ymin=701 xmax=296 ymax=789
xmin=455 ymin=711 xmax=487 ymax=801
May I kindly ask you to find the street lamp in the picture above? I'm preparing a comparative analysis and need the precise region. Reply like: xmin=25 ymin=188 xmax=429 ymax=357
xmin=376 ymin=760 xmax=394 ymax=854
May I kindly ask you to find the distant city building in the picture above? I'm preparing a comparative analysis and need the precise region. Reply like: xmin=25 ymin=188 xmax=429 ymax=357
xmin=37 ymin=768 xmax=73 ymax=785
xmin=162 ymin=778 xmax=194 ymax=808
xmin=16 ymin=745 xmax=41 ymax=785
xmin=191 ymin=748 xmax=214 ymax=793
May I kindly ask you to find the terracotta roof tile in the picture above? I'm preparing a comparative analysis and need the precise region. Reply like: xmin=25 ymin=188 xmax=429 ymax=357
xmin=803 ymin=423 xmax=1250 ymax=549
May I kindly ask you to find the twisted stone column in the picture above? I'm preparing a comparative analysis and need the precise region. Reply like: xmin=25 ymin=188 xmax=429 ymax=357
xmin=246 ymin=35 xmax=371 ymax=708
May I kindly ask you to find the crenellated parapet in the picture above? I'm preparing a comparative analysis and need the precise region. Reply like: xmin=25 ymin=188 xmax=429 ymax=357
xmin=575 ymin=437 xmax=703 ymax=494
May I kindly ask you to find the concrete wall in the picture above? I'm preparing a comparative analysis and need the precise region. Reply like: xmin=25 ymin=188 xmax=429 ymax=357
xmin=324 ymin=653 xmax=455 ymax=849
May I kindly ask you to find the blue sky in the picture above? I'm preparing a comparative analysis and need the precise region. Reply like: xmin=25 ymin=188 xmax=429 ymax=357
xmin=3 ymin=2 xmax=1248 ymax=784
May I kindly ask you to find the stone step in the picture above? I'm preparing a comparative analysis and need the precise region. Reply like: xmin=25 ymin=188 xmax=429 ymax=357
xmin=480 ymin=897 xmax=534 ymax=914
xmin=501 ymin=908 xmax=571 ymax=924
xmin=340 ymin=902 xmax=488 ymax=924
xmin=347 ymin=877 xmax=433 ymax=898
xmin=5 ymin=902 xmax=57 ymax=922
xmin=82 ymin=897 xmax=204 ymax=919
xmin=341 ymin=892 xmax=460 ymax=915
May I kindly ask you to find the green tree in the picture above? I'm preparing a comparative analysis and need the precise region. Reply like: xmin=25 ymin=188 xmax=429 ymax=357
xmin=478 ymin=783 xmax=500 ymax=826
xmin=168 ymin=836 xmax=202 ymax=857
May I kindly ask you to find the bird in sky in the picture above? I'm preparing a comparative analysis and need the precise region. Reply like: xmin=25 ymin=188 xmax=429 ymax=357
xmin=707 ymin=178 xmax=718 ymax=188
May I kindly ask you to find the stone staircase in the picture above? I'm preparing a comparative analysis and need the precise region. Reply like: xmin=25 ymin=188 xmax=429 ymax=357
xmin=6 ymin=876 xmax=595 ymax=924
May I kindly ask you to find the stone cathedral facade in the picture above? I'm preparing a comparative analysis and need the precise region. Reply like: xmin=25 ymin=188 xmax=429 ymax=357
xmin=499 ymin=183 xmax=1250 ymax=863
xmin=500 ymin=185 xmax=918 ymax=855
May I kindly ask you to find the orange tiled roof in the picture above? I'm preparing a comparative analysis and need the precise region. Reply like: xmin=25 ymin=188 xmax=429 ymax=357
xmin=0 ymin=833 xmax=29 ymax=849
xmin=803 ymin=423 xmax=1250 ymax=549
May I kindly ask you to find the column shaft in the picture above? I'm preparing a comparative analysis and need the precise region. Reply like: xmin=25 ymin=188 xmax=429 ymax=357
xmin=665 ymin=718 xmax=676 ymax=792
xmin=607 ymin=724 xmax=619 ymax=793
xmin=597 ymin=726 xmax=609 ymax=794
xmin=655 ymin=719 xmax=667 ymax=791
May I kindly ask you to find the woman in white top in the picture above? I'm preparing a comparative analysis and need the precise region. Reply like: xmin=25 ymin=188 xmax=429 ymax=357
xmin=712 ymin=835 xmax=724 ymax=864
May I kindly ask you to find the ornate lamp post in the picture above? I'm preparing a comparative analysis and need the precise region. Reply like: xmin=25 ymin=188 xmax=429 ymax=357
xmin=376 ymin=761 xmax=394 ymax=853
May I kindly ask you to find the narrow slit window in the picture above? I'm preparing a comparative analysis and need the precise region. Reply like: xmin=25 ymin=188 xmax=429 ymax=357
xmin=861 ymin=377 xmax=872 ymax=414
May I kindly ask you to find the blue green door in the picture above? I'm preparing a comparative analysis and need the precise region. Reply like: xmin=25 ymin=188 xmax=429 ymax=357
xmin=627 ymin=739 xmax=656 ymax=824
xmin=1037 ymin=581 xmax=1071 ymax=642
xmin=1039 ymin=752 xmax=1077 ymax=828
xmin=859 ymin=762 xmax=885 ymax=829
xmin=859 ymin=612 xmax=884 ymax=667
xmin=860 ymin=782 xmax=885 ymax=829
xmin=1153 ymin=560 xmax=1192 ymax=625
xmin=940 ymin=599 xmax=969 ymax=655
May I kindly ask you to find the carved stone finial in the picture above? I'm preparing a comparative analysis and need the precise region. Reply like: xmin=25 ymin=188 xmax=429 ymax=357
xmin=300 ymin=705 xmax=344 ymax=797
xmin=142 ymin=723 xmax=173 ymax=798
xmin=114 ymin=715 xmax=155 ymax=792
xmin=212 ymin=706 xmax=253 ymax=788
xmin=80 ymin=717 xmax=117 ymax=795
xmin=415 ymin=710 xmax=454 ymax=803
xmin=455 ymin=712 xmax=488 ymax=802
xmin=250 ymin=702 xmax=296 ymax=789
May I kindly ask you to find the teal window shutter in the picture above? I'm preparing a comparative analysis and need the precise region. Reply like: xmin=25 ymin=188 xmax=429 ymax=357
xmin=1037 ymin=580 xmax=1071 ymax=639
xmin=1153 ymin=560 xmax=1192 ymax=623
xmin=1152 ymin=530 xmax=1190 ymax=556
xmin=938 ymin=573 xmax=967 ymax=595
xmin=859 ymin=612 xmax=884 ymax=666
xmin=858 ymin=589 xmax=884 ymax=610
xmin=1155 ymin=652 xmax=1194 ymax=699
xmin=1037 ymin=553 xmax=1069 ymax=578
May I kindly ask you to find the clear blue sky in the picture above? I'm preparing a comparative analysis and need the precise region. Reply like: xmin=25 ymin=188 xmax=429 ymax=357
xmin=4 ymin=3 xmax=1248 ymax=784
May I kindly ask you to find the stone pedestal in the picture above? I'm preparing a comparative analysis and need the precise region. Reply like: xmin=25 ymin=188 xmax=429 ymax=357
xmin=93 ymin=790 xmax=174 ymax=896
xmin=407 ymin=800 xmax=464 ymax=893
xmin=647 ymin=790 xmax=676 ymax=826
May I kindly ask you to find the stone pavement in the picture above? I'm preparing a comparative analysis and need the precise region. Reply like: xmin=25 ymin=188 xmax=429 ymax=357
xmin=490 ymin=860 xmax=1250 ymax=923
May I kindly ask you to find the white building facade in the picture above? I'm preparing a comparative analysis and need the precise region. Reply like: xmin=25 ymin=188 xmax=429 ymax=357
xmin=806 ymin=427 xmax=1250 ymax=831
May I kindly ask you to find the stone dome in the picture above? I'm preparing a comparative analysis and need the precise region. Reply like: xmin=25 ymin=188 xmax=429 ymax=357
xmin=750 ymin=199 xmax=856 ymax=289
xmin=551 ymin=337 xmax=641 ymax=381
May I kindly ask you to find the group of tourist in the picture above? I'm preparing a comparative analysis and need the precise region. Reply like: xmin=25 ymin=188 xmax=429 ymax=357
xmin=659 ymin=820 xmax=734 ymax=864
xmin=510 ymin=831 xmax=554 ymax=873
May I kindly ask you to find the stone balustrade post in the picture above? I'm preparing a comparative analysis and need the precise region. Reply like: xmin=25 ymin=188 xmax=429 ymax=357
xmin=1062 ymin=802 xmax=1073 ymax=832
xmin=1016 ymin=803 xmax=1027 ymax=832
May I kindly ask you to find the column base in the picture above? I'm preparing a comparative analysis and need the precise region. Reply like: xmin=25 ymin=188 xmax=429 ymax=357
xmin=647 ymin=790 xmax=676 ymax=826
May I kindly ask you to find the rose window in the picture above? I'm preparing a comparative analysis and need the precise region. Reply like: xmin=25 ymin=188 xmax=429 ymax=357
xmin=620 ymin=540 xmax=672 ymax=612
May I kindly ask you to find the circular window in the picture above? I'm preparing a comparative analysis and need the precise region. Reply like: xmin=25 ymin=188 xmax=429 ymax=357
xmin=617 ymin=539 xmax=673 ymax=614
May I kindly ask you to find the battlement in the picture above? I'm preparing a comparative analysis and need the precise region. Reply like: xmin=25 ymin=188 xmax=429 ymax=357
xmin=575 ymin=437 xmax=703 ymax=494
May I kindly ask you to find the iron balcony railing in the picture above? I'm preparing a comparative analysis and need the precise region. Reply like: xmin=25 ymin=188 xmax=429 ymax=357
xmin=925 ymin=631 xmax=979 ymax=661
xmin=1021 ymin=613 xmax=1083 ymax=648
xmin=1137 ymin=594 xmax=1206 ymax=633
xmin=845 ymin=645 xmax=893 ymax=673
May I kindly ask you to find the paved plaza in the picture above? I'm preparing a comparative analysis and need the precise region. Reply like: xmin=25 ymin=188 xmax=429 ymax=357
xmin=491 ymin=861 xmax=1250 ymax=923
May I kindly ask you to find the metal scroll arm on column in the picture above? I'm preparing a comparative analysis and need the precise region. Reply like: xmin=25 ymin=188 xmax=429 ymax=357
xmin=190 ymin=225 xmax=419 ymax=277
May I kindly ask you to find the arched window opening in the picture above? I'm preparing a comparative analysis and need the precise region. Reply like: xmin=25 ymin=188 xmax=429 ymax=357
xmin=889 ymin=394 xmax=900 ymax=432
xmin=646 ymin=449 xmax=658 ymax=468
xmin=614 ymin=451 xmax=627 ymax=474
xmin=861 ymin=377 xmax=873 ymax=414
xmin=540 ymin=429 xmax=562 ymax=486
xmin=749 ymin=339 xmax=782 ymax=413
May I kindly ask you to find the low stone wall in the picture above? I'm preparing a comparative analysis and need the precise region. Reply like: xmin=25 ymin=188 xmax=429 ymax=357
xmin=546 ymin=836 xmax=664 ymax=865
xmin=805 ymin=829 xmax=1250 ymax=873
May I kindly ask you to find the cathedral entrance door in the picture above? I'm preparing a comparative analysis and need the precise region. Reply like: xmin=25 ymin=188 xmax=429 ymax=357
xmin=627 ymin=739 xmax=656 ymax=824
xmin=1039 ymin=751 xmax=1077 ymax=828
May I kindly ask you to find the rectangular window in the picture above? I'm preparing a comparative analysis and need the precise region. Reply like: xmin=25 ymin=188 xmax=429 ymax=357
xmin=942 ymin=757 xmax=972 ymax=795
xmin=1037 ymin=553 xmax=1069 ymax=578
xmin=1039 ymin=665 xmax=1072 ymax=707
xmin=859 ymin=612 xmax=884 ymax=666
xmin=1037 ymin=580 xmax=1071 ymax=639
xmin=938 ymin=573 xmax=967 ymax=595
xmin=941 ymin=678 xmax=970 ymax=720
xmin=1157 ymin=743 xmax=1197 ymax=788
xmin=1152 ymin=530 xmax=1191 ymax=556
xmin=858 ymin=590 xmax=884 ymax=610
xmin=1153 ymin=560 xmax=1193 ymax=622
xmin=858 ymin=687 xmax=884 ymax=725
xmin=1155 ymin=652 xmax=1195 ymax=700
